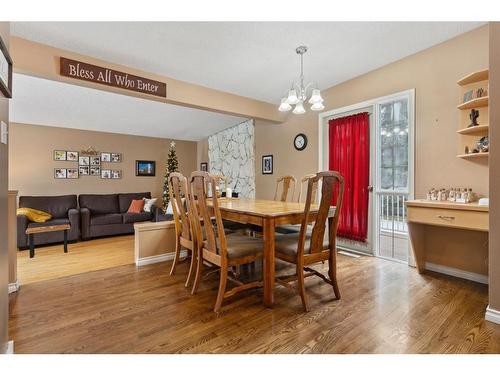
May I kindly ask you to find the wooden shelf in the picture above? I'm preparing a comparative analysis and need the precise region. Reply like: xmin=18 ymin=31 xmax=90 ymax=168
xmin=457 ymin=69 xmax=489 ymax=86
xmin=457 ymin=96 xmax=488 ymax=110
xmin=457 ymin=124 xmax=489 ymax=135
xmin=457 ymin=152 xmax=489 ymax=160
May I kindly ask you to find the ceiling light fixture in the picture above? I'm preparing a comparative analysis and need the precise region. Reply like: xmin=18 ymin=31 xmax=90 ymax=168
xmin=278 ymin=46 xmax=323 ymax=114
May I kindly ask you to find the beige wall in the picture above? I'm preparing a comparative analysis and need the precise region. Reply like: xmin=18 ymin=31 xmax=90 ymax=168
xmin=488 ymin=22 xmax=500 ymax=312
xmin=0 ymin=22 xmax=10 ymax=354
xmin=9 ymin=123 xmax=197 ymax=199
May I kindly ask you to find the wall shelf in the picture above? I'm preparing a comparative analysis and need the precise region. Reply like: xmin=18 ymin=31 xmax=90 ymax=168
xmin=457 ymin=124 xmax=489 ymax=135
xmin=457 ymin=152 xmax=489 ymax=160
xmin=457 ymin=69 xmax=489 ymax=86
xmin=457 ymin=96 xmax=489 ymax=110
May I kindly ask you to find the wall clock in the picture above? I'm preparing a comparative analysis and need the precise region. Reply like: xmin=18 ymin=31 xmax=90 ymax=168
xmin=294 ymin=133 xmax=308 ymax=151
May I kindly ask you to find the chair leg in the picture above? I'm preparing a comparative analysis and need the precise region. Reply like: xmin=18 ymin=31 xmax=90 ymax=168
xmin=191 ymin=249 xmax=203 ymax=295
xmin=296 ymin=264 xmax=310 ymax=312
xmin=185 ymin=248 xmax=196 ymax=288
xmin=214 ymin=266 xmax=228 ymax=313
xmin=329 ymin=249 xmax=341 ymax=300
xmin=169 ymin=235 xmax=182 ymax=276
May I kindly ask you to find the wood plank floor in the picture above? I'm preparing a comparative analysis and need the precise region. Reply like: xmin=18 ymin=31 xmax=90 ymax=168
xmin=17 ymin=235 xmax=135 ymax=285
xmin=9 ymin=251 xmax=500 ymax=353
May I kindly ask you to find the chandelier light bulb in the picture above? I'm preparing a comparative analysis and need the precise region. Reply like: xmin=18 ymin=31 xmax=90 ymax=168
xmin=311 ymin=102 xmax=325 ymax=111
xmin=292 ymin=101 xmax=306 ymax=114
xmin=308 ymin=89 xmax=324 ymax=104
xmin=286 ymin=89 xmax=300 ymax=105
xmin=278 ymin=98 xmax=292 ymax=112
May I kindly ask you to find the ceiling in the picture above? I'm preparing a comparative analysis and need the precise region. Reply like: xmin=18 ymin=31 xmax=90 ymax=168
xmin=9 ymin=74 xmax=247 ymax=141
xmin=12 ymin=22 xmax=485 ymax=104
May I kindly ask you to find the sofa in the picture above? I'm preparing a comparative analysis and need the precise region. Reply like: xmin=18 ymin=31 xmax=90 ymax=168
xmin=79 ymin=192 xmax=160 ymax=240
xmin=17 ymin=195 xmax=80 ymax=249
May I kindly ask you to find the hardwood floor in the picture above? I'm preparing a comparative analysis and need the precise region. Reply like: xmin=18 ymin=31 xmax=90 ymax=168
xmin=9 ymin=251 xmax=500 ymax=353
xmin=17 ymin=235 xmax=135 ymax=284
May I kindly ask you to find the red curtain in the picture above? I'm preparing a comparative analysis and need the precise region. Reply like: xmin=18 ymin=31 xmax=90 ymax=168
xmin=329 ymin=112 xmax=369 ymax=242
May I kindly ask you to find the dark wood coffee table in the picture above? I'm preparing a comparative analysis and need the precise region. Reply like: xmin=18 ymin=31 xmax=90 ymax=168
xmin=25 ymin=224 xmax=71 ymax=258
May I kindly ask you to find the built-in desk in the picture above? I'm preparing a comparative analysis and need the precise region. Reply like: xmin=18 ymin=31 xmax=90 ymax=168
xmin=406 ymin=200 xmax=489 ymax=277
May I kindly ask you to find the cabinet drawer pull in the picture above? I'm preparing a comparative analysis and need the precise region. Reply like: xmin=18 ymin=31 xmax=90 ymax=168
xmin=437 ymin=215 xmax=455 ymax=220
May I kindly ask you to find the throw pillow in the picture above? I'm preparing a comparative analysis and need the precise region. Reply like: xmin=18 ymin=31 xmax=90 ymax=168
xmin=17 ymin=207 xmax=52 ymax=223
xmin=143 ymin=197 xmax=158 ymax=213
xmin=128 ymin=199 xmax=145 ymax=213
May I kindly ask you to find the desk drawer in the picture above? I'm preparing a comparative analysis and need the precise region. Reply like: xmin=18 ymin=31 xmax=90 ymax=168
xmin=407 ymin=206 xmax=488 ymax=231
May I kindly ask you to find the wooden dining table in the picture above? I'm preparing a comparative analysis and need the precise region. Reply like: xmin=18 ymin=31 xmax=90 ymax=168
xmin=209 ymin=198 xmax=336 ymax=308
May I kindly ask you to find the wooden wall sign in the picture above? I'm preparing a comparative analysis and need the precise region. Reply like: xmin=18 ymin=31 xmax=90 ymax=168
xmin=60 ymin=57 xmax=167 ymax=98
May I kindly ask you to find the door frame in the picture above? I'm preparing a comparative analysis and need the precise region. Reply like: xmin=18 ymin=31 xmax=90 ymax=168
xmin=318 ymin=89 xmax=415 ymax=261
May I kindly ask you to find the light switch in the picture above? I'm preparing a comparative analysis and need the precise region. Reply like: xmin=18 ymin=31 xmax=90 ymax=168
xmin=1 ymin=121 xmax=7 ymax=145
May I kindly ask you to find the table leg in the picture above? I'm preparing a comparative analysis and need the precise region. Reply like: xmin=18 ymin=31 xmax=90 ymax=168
xmin=263 ymin=217 xmax=276 ymax=307
xmin=64 ymin=230 xmax=68 ymax=253
xmin=29 ymin=233 xmax=35 ymax=258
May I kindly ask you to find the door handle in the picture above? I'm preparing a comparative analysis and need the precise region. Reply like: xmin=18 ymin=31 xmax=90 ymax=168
xmin=367 ymin=186 xmax=374 ymax=192
xmin=437 ymin=215 xmax=455 ymax=220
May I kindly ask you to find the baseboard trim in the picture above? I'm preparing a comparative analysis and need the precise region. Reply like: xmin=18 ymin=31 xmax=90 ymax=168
xmin=425 ymin=262 xmax=488 ymax=284
xmin=6 ymin=341 xmax=14 ymax=354
xmin=485 ymin=306 xmax=500 ymax=325
xmin=136 ymin=250 xmax=187 ymax=267
xmin=8 ymin=280 xmax=19 ymax=294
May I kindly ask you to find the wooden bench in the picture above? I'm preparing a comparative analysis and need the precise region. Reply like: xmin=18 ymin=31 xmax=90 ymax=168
xmin=25 ymin=224 xmax=71 ymax=258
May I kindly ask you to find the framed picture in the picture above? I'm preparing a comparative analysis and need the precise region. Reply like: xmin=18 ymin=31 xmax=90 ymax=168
xmin=111 ymin=153 xmax=121 ymax=163
xmin=90 ymin=156 xmax=101 ymax=166
xmin=262 ymin=155 xmax=273 ymax=175
xmin=200 ymin=162 xmax=208 ymax=172
xmin=54 ymin=168 xmax=67 ymax=179
xmin=101 ymin=169 xmax=111 ymax=179
xmin=101 ymin=152 xmax=111 ymax=162
xmin=111 ymin=170 xmax=122 ymax=179
xmin=79 ymin=156 xmax=90 ymax=166
xmin=0 ymin=36 xmax=13 ymax=99
xmin=66 ymin=151 xmax=79 ymax=161
xmin=67 ymin=168 xmax=79 ymax=179
xmin=135 ymin=160 xmax=156 ymax=176
xmin=463 ymin=90 xmax=473 ymax=103
xmin=54 ymin=150 xmax=67 ymax=161
xmin=90 ymin=166 xmax=101 ymax=176
xmin=79 ymin=166 xmax=90 ymax=176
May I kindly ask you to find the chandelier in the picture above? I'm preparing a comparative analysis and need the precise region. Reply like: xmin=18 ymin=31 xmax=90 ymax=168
xmin=278 ymin=46 xmax=324 ymax=114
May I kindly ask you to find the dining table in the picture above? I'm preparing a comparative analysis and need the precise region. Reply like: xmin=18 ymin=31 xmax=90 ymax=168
xmin=209 ymin=197 xmax=336 ymax=308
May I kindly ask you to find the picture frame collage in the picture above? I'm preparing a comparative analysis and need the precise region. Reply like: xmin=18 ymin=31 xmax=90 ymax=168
xmin=53 ymin=150 xmax=122 ymax=180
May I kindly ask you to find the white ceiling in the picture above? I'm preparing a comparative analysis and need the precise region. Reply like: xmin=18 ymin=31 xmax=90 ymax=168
xmin=9 ymin=73 xmax=246 ymax=141
xmin=12 ymin=22 xmax=485 ymax=103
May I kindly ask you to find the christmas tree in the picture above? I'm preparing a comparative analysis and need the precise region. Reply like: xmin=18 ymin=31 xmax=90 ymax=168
xmin=162 ymin=141 xmax=179 ymax=211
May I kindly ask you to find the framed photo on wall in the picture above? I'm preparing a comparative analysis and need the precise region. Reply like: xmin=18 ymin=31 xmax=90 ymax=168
xmin=200 ymin=162 xmax=208 ymax=172
xmin=90 ymin=156 xmax=101 ymax=166
xmin=136 ymin=160 xmax=156 ymax=176
xmin=0 ymin=35 xmax=13 ymax=99
xmin=101 ymin=152 xmax=111 ymax=162
xmin=79 ymin=166 xmax=90 ymax=176
xmin=262 ymin=155 xmax=273 ymax=175
xmin=101 ymin=169 xmax=112 ymax=179
xmin=66 ymin=151 xmax=79 ymax=161
xmin=90 ymin=166 xmax=101 ymax=176
xmin=111 ymin=153 xmax=121 ymax=163
xmin=79 ymin=156 xmax=90 ymax=166
xmin=67 ymin=168 xmax=79 ymax=179
xmin=54 ymin=168 xmax=67 ymax=179
xmin=54 ymin=150 xmax=67 ymax=161
xmin=111 ymin=170 xmax=122 ymax=179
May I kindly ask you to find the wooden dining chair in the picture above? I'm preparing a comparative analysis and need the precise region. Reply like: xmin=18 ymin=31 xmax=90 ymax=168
xmin=211 ymin=174 xmax=228 ymax=195
xmin=189 ymin=171 xmax=264 ymax=312
xmin=297 ymin=174 xmax=318 ymax=203
xmin=274 ymin=171 xmax=345 ymax=312
xmin=168 ymin=172 xmax=197 ymax=288
xmin=274 ymin=175 xmax=297 ymax=202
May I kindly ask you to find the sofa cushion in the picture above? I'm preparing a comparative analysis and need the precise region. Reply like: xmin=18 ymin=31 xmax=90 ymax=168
xmin=122 ymin=212 xmax=152 ymax=224
xmin=27 ymin=218 xmax=70 ymax=229
xmin=127 ymin=199 xmax=145 ymax=213
xmin=79 ymin=194 xmax=119 ymax=215
xmin=118 ymin=192 xmax=151 ymax=213
xmin=19 ymin=195 xmax=77 ymax=219
xmin=90 ymin=213 xmax=123 ymax=226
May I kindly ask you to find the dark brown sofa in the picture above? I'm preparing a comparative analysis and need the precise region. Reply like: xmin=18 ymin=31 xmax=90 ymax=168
xmin=17 ymin=195 xmax=80 ymax=249
xmin=79 ymin=192 xmax=159 ymax=240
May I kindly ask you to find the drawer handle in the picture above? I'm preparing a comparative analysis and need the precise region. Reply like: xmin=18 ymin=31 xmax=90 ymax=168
xmin=437 ymin=215 xmax=455 ymax=220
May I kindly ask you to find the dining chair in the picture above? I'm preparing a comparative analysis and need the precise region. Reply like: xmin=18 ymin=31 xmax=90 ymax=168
xmin=189 ymin=171 xmax=264 ymax=312
xmin=274 ymin=175 xmax=297 ymax=202
xmin=168 ymin=172 xmax=197 ymax=288
xmin=274 ymin=171 xmax=345 ymax=312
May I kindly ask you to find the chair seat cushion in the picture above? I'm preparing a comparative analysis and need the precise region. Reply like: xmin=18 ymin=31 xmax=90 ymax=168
xmin=90 ymin=213 xmax=123 ymax=226
xmin=275 ymin=231 xmax=329 ymax=259
xmin=204 ymin=233 xmax=263 ymax=260
xmin=123 ymin=212 xmax=152 ymax=224
xmin=27 ymin=218 xmax=70 ymax=228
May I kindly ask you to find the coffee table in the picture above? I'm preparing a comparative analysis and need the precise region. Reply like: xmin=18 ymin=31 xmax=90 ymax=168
xmin=25 ymin=224 xmax=71 ymax=258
